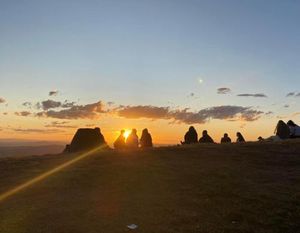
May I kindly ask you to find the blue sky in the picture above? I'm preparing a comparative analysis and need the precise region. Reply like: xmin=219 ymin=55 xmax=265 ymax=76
xmin=0 ymin=0 xmax=300 ymax=143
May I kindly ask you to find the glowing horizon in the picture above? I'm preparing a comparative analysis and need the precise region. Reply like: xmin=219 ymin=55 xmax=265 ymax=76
xmin=0 ymin=1 xmax=300 ymax=146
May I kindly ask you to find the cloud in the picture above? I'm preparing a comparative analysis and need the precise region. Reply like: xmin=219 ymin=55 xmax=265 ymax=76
xmin=15 ymin=111 xmax=31 ymax=117
xmin=172 ymin=106 xmax=263 ymax=123
xmin=22 ymin=102 xmax=32 ymax=108
xmin=0 ymin=97 xmax=6 ymax=104
xmin=37 ymin=101 xmax=106 ymax=119
xmin=117 ymin=105 xmax=263 ymax=124
xmin=37 ymin=100 xmax=77 ymax=110
xmin=85 ymin=124 xmax=96 ymax=127
xmin=186 ymin=93 xmax=200 ymax=100
xmin=265 ymin=111 xmax=274 ymax=115
xmin=61 ymin=101 xmax=76 ymax=108
xmin=118 ymin=106 xmax=170 ymax=119
xmin=40 ymin=100 xmax=62 ymax=110
xmin=217 ymin=87 xmax=231 ymax=94
xmin=49 ymin=90 xmax=59 ymax=96
xmin=286 ymin=92 xmax=300 ymax=97
xmin=237 ymin=93 xmax=267 ymax=98
xmin=50 ymin=121 xmax=69 ymax=125
xmin=45 ymin=121 xmax=78 ymax=129
xmin=33 ymin=98 xmax=264 ymax=124
xmin=10 ymin=128 xmax=64 ymax=134
xmin=169 ymin=108 xmax=206 ymax=124
xmin=276 ymin=115 xmax=288 ymax=119
xmin=286 ymin=92 xmax=295 ymax=97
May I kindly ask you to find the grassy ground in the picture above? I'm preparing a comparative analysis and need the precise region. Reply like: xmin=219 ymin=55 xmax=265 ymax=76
xmin=0 ymin=141 xmax=299 ymax=233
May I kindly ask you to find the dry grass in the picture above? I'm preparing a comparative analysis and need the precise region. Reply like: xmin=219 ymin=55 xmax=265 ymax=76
xmin=0 ymin=140 xmax=300 ymax=233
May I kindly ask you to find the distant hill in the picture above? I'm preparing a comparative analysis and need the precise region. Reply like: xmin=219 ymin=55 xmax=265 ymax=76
xmin=0 ymin=138 xmax=65 ymax=157
xmin=0 ymin=145 xmax=65 ymax=157
xmin=0 ymin=138 xmax=66 ymax=147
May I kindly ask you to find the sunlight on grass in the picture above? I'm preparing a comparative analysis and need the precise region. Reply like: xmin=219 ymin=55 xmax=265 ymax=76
xmin=0 ymin=145 xmax=106 ymax=203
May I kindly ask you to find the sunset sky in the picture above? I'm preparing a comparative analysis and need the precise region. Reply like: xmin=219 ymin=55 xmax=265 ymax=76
xmin=1 ymin=0 xmax=300 ymax=146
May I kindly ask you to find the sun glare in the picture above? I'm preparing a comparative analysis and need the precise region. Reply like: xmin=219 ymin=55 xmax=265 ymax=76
xmin=124 ymin=130 xmax=131 ymax=140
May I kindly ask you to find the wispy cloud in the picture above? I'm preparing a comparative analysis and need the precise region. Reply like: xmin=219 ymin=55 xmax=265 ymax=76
xmin=286 ymin=92 xmax=296 ymax=97
xmin=286 ymin=92 xmax=300 ymax=97
xmin=49 ymin=90 xmax=59 ymax=96
xmin=265 ymin=111 xmax=274 ymax=115
xmin=22 ymin=102 xmax=32 ymax=108
xmin=15 ymin=111 xmax=31 ymax=117
xmin=237 ymin=93 xmax=267 ymax=98
xmin=10 ymin=128 xmax=64 ymax=134
xmin=217 ymin=87 xmax=231 ymax=94
xmin=44 ymin=121 xmax=78 ymax=129
xmin=0 ymin=97 xmax=6 ymax=104
xmin=187 ymin=92 xmax=195 ymax=98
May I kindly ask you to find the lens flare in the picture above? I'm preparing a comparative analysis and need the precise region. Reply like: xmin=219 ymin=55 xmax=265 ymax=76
xmin=0 ymin=145 xmax=106 ymax=203
xmin=123 ymin=130 xmax=131 ymax=140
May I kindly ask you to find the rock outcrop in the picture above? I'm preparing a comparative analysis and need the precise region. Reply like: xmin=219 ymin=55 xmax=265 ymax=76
xmin=64 ymin=127 xmax=106 ymax=153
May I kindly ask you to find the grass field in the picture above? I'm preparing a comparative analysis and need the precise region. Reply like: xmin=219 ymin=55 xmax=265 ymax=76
xmin=0 ymin=141 xmax=299 ymax=233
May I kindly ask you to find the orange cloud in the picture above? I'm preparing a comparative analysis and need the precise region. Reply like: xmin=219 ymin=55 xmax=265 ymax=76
xmin=117 ymin=105 xmax=264 ymax=124
xmin=14 ymin=111 xmax=31 ymax=117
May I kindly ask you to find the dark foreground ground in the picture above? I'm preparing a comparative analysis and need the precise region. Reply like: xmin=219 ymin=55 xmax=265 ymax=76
xmin=0 ymin=141 xmax=299 ymax=233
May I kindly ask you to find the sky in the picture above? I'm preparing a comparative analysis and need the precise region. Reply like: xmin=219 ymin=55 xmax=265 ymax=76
xmin=0 ymin=0 xmax=300 ymax=146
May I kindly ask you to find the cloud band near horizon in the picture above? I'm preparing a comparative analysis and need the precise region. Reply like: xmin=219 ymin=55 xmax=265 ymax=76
xmin=29 ymin=100 xmax=264 ymax=124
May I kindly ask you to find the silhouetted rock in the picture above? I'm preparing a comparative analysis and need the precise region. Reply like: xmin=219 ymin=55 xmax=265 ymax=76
xmin=66 ymin=127 xmax=106 ymax=153
xmin=63 ymin=144 xmax=71 ymax=153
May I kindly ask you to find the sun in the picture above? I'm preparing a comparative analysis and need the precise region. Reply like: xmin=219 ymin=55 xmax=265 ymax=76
xmin=124 ymin=130 xmax=131 ymax=140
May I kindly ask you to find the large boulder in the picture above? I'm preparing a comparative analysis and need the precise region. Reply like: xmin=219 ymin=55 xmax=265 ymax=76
xmin=64 ymin=127 xmax=106 ymax=153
